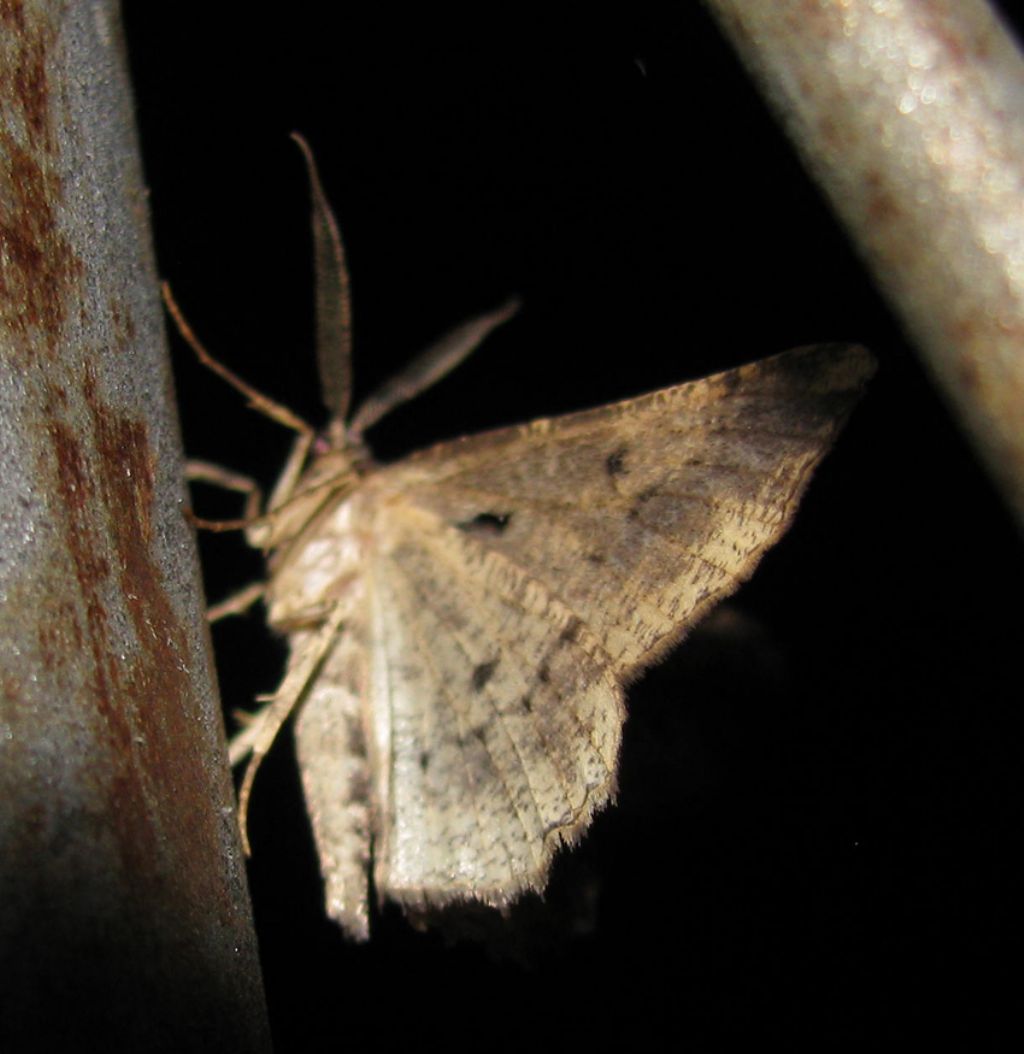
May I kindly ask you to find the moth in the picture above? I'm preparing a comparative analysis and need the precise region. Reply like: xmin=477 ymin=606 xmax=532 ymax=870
xmin=173 ymin=136 xmax=874 ymax=940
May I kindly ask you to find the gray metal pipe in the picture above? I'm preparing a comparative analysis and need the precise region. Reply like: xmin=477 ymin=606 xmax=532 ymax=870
xmin=0 ymin=3 xmax=270 ymax=1048
xmin=705 ymin=0 xmax=1024 ymax=529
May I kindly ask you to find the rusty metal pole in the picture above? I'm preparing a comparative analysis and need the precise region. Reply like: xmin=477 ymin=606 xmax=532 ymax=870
xmin=704 ymin=0 xmax=1024 ymax=530
xmin=0 ymin=2 xmax=270 ymax=1049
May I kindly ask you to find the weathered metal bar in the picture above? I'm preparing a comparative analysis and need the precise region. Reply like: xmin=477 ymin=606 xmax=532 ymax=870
xmin=0 ymin=2 xmax=270 ymax=1048
xmin=704 ymin=0 xmax=1024 ymax=528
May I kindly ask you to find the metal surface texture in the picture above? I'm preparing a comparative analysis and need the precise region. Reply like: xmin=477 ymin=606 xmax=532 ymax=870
xmin=705 ymin=0 xmax=1024 ymax=529
xmin=0 ymin=1 xmax=270 ymax=1048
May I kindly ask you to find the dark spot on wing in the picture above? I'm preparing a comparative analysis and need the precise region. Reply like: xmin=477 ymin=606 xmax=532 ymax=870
xmin=606 ymin=445 xmax=629 ymax=477
xmin=521 ymin=694 xmax=533 ymax=714
xmin=559 ymin=617 xmax=583 ymax=644
xmin=627 ymin=485 xmax=660 ymax=521
xmin=419 ymin=751 xmax=430 ymax=772
xmin=347 ymin=769 xmax=370 ymax=802
xmin=456 ymin=511 xmax=512 ymax=535
xmin=586 ymin=551 xmax=605 ymax=565
xmin=343 ymin=713 xmax=367 ymax=759
xmin=537 ymin=662 xmax=550 ymax=684
xmin=471 ymin=659 xmax=498 ymax=692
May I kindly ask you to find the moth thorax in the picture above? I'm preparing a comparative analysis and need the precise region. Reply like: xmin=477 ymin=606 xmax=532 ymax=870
xmin=265 ymin=491 xmax=366 ymax=630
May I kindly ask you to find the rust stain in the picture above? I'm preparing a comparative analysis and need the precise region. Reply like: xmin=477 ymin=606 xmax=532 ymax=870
xmin=37 ymin=359 xmax=230 ymax=929
xmin=82 ymin=369 xmax=228 ymax=914
xmin=48 ymin=418 xmax=122 ymax=739
xmin=955 ymin=353 xmax=979 ymax=392
xmin=36 ymin=599 xmax=84 ymax=672
xmin=0 ymin=131 xmax=83 ymax=356
xmin=0 ymin=0 xmax=54 ymax=152
xmin=917 ymin=4 xmax=993 ymax=67
xmin=42 ymin=384 xmax=156 ymax=889
xmin=0 ymin=0 xmax=26 ymax=33
xmin=9 ymin=23 xmax=50 ymax=149
xmin=0 ymin=9 xmax=83 ymax=360
xmin=109 ymin=296 xmax=138 ymax=352
xmin=862 ymin=169 xmax=901 ymax=227
xmin=817 ymin=114 xmax=840 ymax=151
xmin=3 ymin=672 xmax=22 ymax=704
xmin=949 ymin=315 xmax=979 ymax=346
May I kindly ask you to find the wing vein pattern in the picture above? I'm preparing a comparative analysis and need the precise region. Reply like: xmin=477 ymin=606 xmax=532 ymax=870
xmin=274 ymin=343 xmax=874 ymax=937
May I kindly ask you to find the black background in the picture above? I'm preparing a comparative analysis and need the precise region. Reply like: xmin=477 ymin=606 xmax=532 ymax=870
xmin=125 ymin=5 xmax=1020 ymax=1050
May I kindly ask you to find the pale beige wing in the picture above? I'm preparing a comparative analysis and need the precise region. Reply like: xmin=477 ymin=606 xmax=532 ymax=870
xmin=374 ymin=344 xmax=874 ymax=677
xmin=292 ymin=622 xmax=373 ymax=940
xmin=358 ymin=499 xmax=624 ymax=912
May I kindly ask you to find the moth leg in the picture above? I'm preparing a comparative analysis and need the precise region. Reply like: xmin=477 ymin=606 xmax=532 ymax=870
xmin=206 ymin=582 xmax=265 ymax=623
xmin=162 ymin=281 xmax=315 ymax=439
xmin=348 ymin=296 xmax=521 ymax=438
xmin=184 ymin=435 xmax=315 ymax=544
xmin=181 ymin=461 xmax=267 ymax=617
xmin=186 ymin=458 xmax=263 ymax=512
xmin=183 ymin=458 xmax=265 ymax=535
xmin=230 ymin=601 xmax=349 ymax=854
xmin=266 ymin=430 xmax=315 ymax=515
